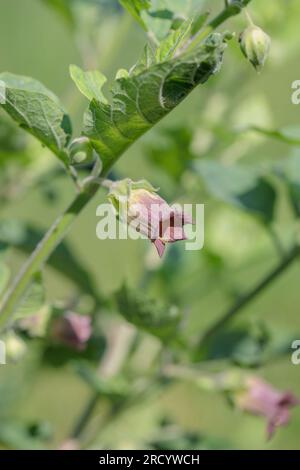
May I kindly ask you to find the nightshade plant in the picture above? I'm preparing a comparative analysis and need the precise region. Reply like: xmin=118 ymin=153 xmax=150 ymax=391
xmin=0 ymin=0 xmax=300 ymax=450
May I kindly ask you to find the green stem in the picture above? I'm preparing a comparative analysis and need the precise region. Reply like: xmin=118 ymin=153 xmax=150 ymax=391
xmin=186 ymin=2 xmax=248 ymax=53
xmin=198 ymin=244 xmax=300 ymax=347
xmin=71 ymin=391 xmax=99 ymax=440
xmin=0 ymin=183 xmax=100 ymax=330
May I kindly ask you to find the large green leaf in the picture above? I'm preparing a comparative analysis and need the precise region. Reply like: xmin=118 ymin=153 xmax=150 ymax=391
xmin=84 ymin=33 xmax=228 ymax=174
xmin=0 ymin=73 xmax=72 ymax=165
xmin=196 ymin=160 xmax=276 ymax=223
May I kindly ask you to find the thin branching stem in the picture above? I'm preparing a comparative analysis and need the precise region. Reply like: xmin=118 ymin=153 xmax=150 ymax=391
xmin=198 ymin=244 xmax=300 ymax=348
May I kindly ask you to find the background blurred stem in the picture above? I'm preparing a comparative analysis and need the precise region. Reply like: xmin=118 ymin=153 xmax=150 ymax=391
xmin=198 ymin=244 xmax=300 ymax=348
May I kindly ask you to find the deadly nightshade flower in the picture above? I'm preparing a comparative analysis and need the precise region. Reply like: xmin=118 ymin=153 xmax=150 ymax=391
xmin=234 ymin=376 xmax=299 ymax=439
xmin=239 ymin=25 xmax=271 ymax=71
xmin=51 ymin=312 xmax=92 ymax=351
xmin=108 ymin=178 xmax=193 ymax=257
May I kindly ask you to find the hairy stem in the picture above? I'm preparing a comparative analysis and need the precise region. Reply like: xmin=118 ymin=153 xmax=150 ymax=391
xmin=198 ymin=244 xmax=300 ymax=347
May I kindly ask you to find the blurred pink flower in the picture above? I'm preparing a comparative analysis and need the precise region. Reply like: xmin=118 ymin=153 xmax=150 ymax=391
xmin=235 ymin=377 xmax=299 ymax=439
xmin=59 ymin=439 xmax=79 ymax=450
xmin=51 ymin=312 xmax=92 ymax=351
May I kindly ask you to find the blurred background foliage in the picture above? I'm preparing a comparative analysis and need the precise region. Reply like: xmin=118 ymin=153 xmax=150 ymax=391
xmin=0 ymin=0 xmax=300 ymax=450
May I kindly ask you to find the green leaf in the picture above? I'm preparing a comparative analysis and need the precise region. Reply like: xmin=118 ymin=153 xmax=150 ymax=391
xmin=0 ymin=73 xmax=72 ymax=165
xmin=115 ymin=284 xmax=181 ymax=341
xmin=84 ymin=33 xmax=228 ymax=173
xmin=155 ymin=19 xmax=192 ymax=63
xmin=119 ymin=0 xmax=151 ymax=30
xmin=14 ymin=272 xmax=45 ymax=320
xmin=70 ymin=65 xmax=108 ymax=103
xmin=196 ymin=322 xmax=270 ymax=368
xmin=196 ymin=160 xmax=276 ymax=223
xmin=191 ymin=10 xmax=210 ymax=36
xmin=130 ymin=44 xmax=156 ymax=76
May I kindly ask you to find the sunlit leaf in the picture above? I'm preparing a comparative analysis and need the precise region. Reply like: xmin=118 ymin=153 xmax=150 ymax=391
xmin=0 ymin=73 xmax=72 ymax=165
xmin=70 ymin=65 xmax=108 ymax=103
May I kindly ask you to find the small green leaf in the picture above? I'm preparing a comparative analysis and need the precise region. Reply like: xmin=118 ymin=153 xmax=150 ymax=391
xmin=196 ymin=160 xmax=276 ymax=223
xmin=155 ymin=19 xmax=192 ymax=63
xmin=191 ymin=10 xmax=210 ymax=36
xmin=0 ymin=73 xmax=72 ymax=164
xmin=130 ymin=44 xmax=155 ymax=76
xmin=70 ymin=64 xmax=108 ymax=104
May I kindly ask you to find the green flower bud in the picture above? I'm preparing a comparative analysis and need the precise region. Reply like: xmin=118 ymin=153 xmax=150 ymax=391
xmin=239 ymin=25 xmax=271 ymax=72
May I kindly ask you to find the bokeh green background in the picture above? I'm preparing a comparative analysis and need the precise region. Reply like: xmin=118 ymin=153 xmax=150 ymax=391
xmin=1 ymin=0 xmax=300 ymax=450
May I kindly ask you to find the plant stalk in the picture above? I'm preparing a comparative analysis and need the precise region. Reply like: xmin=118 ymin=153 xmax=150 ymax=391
xmin=198 ymin=244 xmax=300 ymax=347
xmin=0 ymin=183 xmax=100 ymax=330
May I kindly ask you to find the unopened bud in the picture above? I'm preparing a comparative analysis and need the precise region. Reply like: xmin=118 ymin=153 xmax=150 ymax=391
xmin=239 ymin=25 xmax=271 ymax=72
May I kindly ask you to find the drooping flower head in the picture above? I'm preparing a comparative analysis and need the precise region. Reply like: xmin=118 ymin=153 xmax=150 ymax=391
xmin=108 ymin=178 xmax=193 ymax=257
xmin=234 ymin=376 xmax=299 ymax=439
xmin=51 ymin=312 xmax=92 ymax=351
